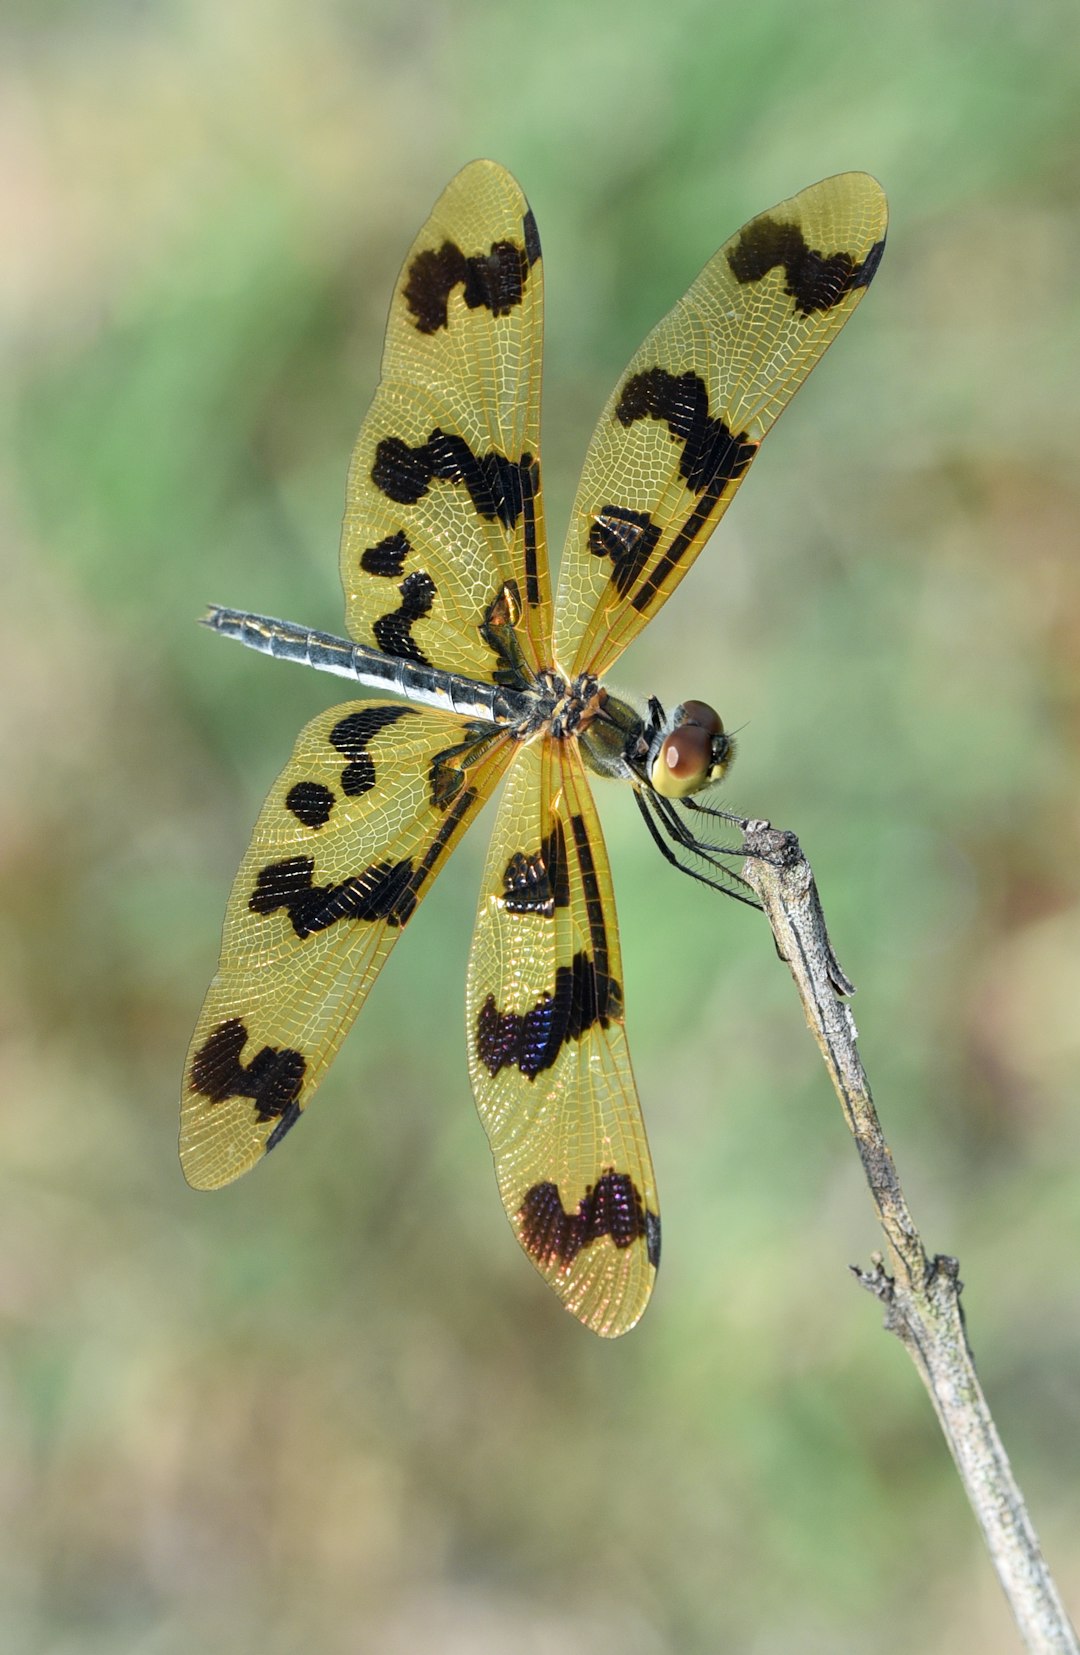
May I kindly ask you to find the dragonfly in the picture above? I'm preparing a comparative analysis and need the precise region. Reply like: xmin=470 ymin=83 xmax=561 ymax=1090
xmin=180 ymin=161 xmax=886 ymax=1337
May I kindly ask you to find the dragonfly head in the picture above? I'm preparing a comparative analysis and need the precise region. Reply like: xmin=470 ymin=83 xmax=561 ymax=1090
xmin=647 ymin=699 xmax=734 ymax=799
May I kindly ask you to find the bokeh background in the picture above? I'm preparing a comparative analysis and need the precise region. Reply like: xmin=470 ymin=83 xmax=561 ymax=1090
xmin=4 ymin=1 xmax=1080 ymax=1650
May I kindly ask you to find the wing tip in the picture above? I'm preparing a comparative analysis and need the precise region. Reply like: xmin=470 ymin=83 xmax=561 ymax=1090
xmin=802 ymin=169 xmax=889 ymax=231
xmin=447 ymin=157 xmax=526 ymax=197
xmin=178 ymin=1111 xmax=266 ymax=1191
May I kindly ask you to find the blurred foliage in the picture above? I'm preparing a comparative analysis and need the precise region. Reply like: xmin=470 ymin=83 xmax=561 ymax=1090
xmin=3 ymin=0 xmax=1080 ymax=1650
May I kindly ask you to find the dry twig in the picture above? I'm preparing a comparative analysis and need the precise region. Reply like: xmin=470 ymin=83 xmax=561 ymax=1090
xmin=739 ymin=820 xmax=1078 ymax=1655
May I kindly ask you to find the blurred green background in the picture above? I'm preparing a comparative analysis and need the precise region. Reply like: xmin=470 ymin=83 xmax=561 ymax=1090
xmin=4 ymin=1 xmax=1080 ymax=1650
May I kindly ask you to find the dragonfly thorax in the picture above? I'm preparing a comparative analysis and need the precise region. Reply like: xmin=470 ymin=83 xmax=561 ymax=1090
xmin=534 ymin=668 xmax=606 ymax=741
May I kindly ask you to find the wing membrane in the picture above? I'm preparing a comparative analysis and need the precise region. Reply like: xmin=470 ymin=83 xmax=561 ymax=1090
xmin=181 ymin=704 xmax=513 ymax=1189
xmin=466 ymin=735 xmax=659 ymax=1336
xmin=340 ymin=160 xmax=551 ymax=684
xmin=553 ymin=172 xmax=887 ymax=677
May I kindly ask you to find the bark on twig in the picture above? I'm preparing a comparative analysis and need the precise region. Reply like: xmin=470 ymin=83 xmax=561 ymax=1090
xmin=739 ymin=820 xmax=1078 ymax=1655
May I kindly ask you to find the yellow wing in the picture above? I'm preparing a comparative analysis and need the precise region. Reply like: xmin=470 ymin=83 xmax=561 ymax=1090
xmin=340 ymin=160 xmax=550 ymax=685
xmin=181 ymin=704 xmax=513 ymax=1190
xmin=552 ymin=173 xmax=887 ymax=678
xmin=466 ymin=734 xmax=659 ymax=1337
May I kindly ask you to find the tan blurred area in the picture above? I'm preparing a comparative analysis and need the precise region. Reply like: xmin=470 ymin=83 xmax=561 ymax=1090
xmin=3 ymin=1 xmax=1079 ymax=1650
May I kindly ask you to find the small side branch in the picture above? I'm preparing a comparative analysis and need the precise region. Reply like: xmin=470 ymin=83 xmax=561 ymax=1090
xmin=740 ymin=821 xmax=1077 ymax=1655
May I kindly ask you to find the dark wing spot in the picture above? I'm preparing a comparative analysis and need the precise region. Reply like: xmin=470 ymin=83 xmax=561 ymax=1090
xmin=360 ymin=530 xmax=410 ymax=578
xmin=189 ymin=1017 xmax=305 ymax=1122
xmin=372 ymin=430 xmax=538 ymax=530
xmin=615 ymin=369 xmax=756 ymax=496
xmin=500 ymin=817 xmax=569 ymax=917
xmin=372 ymin=569 xmax=437 ymax=665
xmin=265 ymin=1101 xmax=302 ymax=1152
xmin=249 ymin=855 xmax=420 ymax=936
xmin=248 ymin=786 xmax=477 ymax=941
xmin=569 ymin=812 xmax=613 ymax=977
xmin=459 ymin=241 xmax=530 ymax=317
xmin=588 ymin=505 xmax=661 ymax=597
xmin=518 ymin=1171 xmax=657 ymax=1267
xmin=851 ymin=238 xmax=886 ymax=290
xmin=404 ymin=235 xmax=535 ymax=334
xmin=285 ymin=780 xmax=335 ymax=829
xmin=370 ymin=436 xmax=433 ymax=505
xmin=522 ymin=207 xmax=541 ymax=266
xmin=474 ymin=950 xmax=622 ymax=1078
xmin=727 ymin=216 xmax=886 ymax=315
xmin=329 ymin=705 xmax=415 ymax=797
xmin=609 ymin=376 xmax=758 ymax=615
xmin=404 ymin=243 xmax=467 ymax=334
xmin=645 ymin=1208 xmax=661 ymax=1268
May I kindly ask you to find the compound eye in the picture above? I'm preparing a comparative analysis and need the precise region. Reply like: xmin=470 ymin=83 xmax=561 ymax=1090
xmin=677 ymin=700 xmax=723 ymax=735
xmin=651 ymin=722 xmax=712 ymax=798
